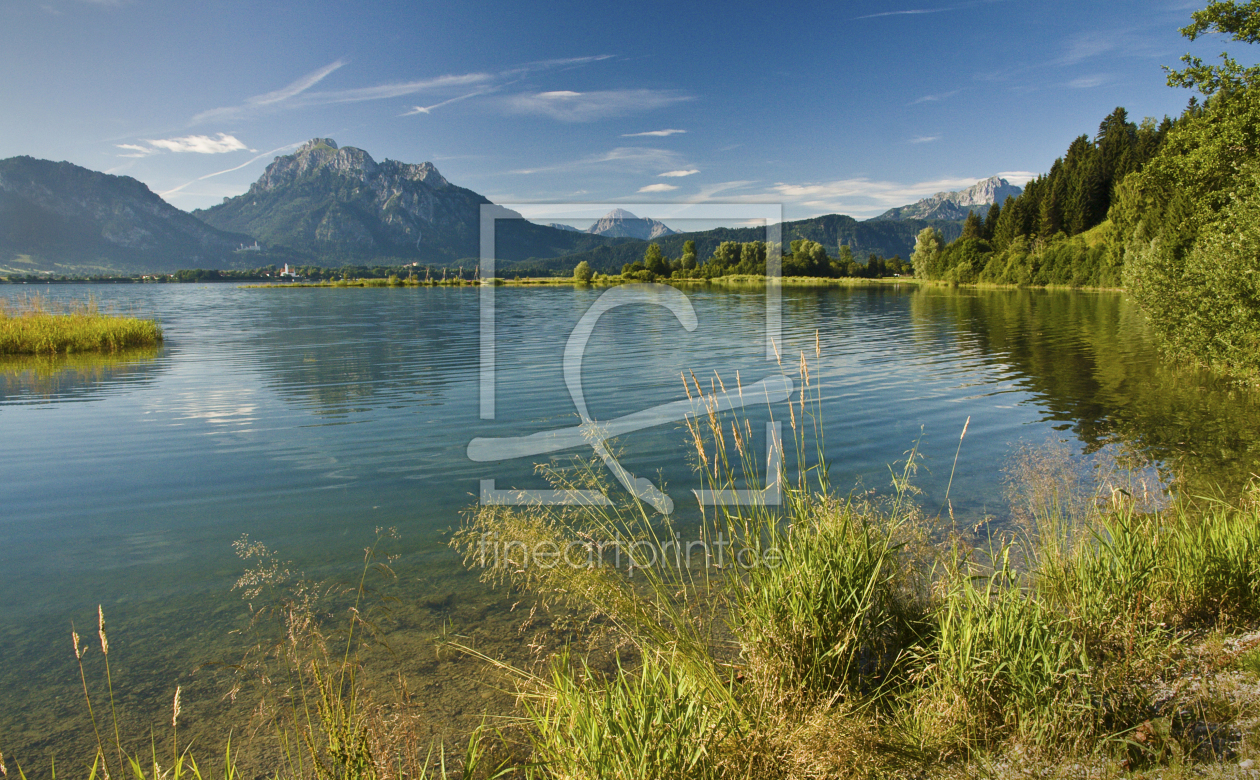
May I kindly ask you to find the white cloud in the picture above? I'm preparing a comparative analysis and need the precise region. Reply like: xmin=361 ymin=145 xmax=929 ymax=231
xmin=1057 ymin=32 xmax=1116 ymax=66
xmin=511 ymin=146 xmax=687 ymax=175
xmin=659 ymin=169 xmax=699 ymax=177
xmin=638 ymin=183 xmax=678 ymax=193
xmin=114 ymin=143 xmax=153 ymax=158
xmin=190 ymin=64 xmax=490 ymax=124
xmin=292 ymin=73 xmax=492 ymax=106
xmin=909 ymin=135 xmax=940 ymax=144
xmin=116 ymin=133 xmax=248 ymax=157
xmin=247 ymin=59 xmax=346 ymax=106
xmin=909 ymin=90 xmax=959 ymax=105
xmin=401 ymin=89 xmax=491 ymax=116
xmin=146 ymin=133 xmax=248 ymax=154
xmin=157 ymin=142 xmax=305 ymax=199
xmin=765 ymin=175 xmax=1002 ymax=218
xmin=506 ymin=89 xmax=691 ymax=122
xmin=1068 ymin=74 xmax=1107 ymax=88
xmin=997 ymin=170 xmax=1038 ymax=185
xmin=623 ymin=129 xmax=686 ymax=137
xmin=855 ymin=8 xmax=947 ymax=19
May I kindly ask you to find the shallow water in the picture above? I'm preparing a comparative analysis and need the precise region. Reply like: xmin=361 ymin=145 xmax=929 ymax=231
xmin=1 ymin=282 xmax=1258 ymax=769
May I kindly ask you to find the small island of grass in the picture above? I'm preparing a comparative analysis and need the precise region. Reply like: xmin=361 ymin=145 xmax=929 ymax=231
xmin=0 ymin=296 xmax=162 ymax=355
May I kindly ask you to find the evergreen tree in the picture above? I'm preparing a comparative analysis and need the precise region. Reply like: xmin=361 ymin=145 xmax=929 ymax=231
xmin=960 ymin=210 xmax=984 ymax=240
xmin=983 ymin=201 xmax=1002 ymax=241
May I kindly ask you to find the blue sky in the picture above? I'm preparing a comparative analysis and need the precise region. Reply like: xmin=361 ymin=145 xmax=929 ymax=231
xmin=1 ymin=0 xmax=1251 ymax=219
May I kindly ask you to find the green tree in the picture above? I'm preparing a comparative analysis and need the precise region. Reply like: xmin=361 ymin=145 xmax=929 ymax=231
xmin=786 ymin=239 xmax=829 ymax=276
xmin=706 ymin=241 xmax=741 ymax=277
xmin=1166 ymin=0 xmax=1260 ymax=95
xmin=960 ymin=210 xmax=984 ymax=240
xmin=573 ymin=260 xmax=593 ymax=284
xmin=680 ymin=240 xmax=697 ymax=273
xmin=910 ymin=227 xmax=944 ymax=279
xmin=983 ymin=201 xmax=1002 ymax=240
xmin=1121 ymin=0 xmax=1260 ymax=374
xmin=643 ymin=243 xmax=669 ymax=276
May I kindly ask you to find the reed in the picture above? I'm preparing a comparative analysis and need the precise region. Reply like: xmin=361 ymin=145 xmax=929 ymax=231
xmin=449 ymin=352 xmax=1260 ymax=777
xmin=0 ymin=295 xmax=162 ymax=355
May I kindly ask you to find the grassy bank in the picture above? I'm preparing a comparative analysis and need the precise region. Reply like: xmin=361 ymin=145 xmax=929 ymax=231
xmin=244 ymin=274 xmax=922 ymax=289
xmin=0 ymin=296 xmax=162 ymax=355
xmin=443 ymin=361 xmax=1260 ymax=778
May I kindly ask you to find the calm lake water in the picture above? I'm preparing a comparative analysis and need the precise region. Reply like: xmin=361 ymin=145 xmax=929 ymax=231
xmin=2 ymin=282 xmax=1258 ymax=767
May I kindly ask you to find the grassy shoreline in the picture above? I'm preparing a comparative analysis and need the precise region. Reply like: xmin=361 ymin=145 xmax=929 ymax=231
xmin=240 ymin=274 xmax=1129 ymax=292
xmin=0 ymin=296 xmax=162 ymax=355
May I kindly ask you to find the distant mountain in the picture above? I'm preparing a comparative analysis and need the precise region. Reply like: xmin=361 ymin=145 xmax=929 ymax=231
xmin=196 ymin=139 xmax=623 ymax=264
xmin=0 ymin=156 xmax=257 ymax=274
xmin=584 ymin=208 xmax=678 ymax=240
xmin=548 ymin=222 xmax=582 ymax=232
xmin=508 ymin=214 xmax=965 ymax=276
xmin=874 ymin=176 xmax=1022 ymax=221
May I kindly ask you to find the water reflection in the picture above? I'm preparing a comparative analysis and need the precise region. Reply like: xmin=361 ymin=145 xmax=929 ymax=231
xmin=0 ymin=347 xmax=165 ymax=405
xmin=248 ymin=290 xmax=471 ymax=416
xmin=909 ymin=287 xmax=1260 ymax=495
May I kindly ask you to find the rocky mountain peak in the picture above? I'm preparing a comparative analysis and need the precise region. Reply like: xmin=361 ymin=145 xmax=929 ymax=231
xmin=873 ymin=176 xmax=1023 ymax=222
xmin=300 ymin=138 xmax=339 ymax=152
xmin=585 ymin=208 xmax=678 ymax=240
xmin=251 ymin=139 xmax=378 ymax=193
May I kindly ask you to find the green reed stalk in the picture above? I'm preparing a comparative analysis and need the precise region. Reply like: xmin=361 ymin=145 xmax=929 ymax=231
xmin=97 ymin=607 xmax=124 ymax=777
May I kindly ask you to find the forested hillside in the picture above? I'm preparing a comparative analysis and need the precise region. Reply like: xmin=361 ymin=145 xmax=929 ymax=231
xmin=911 ymin=0 xmax=1260 ymax=377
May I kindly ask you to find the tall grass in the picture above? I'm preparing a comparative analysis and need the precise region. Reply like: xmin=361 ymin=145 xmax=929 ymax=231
xmin=0 ymin=295 xmax=162 ymax=355
xmin=450 ymin=349 xmax=1260 ymax=777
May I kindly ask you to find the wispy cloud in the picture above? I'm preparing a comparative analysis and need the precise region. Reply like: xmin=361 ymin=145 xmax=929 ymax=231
xmin=190 ymin=56 xmax=620 ymax=126
xmin=765 ymin=175 xmax=1000 ymax=218
xmin=638 ymin=183 xmax=678 ymax=193
xmin=401 ymin=89 xmax=492 ymax=116
xmin=511 ymin=146 xmax=687 ymax=175
xmin=855 ymin=8 xmax=946 ymax=19
xmin=297 ymin=73 xmax=491 ymax=106
xmin=1056 ymin=32 xmax=1117 ymax=66
xmin=116 ymin=133 xmax=250 ymax=157
xmin=622 ymin=128 xmax=686 ymax=137
xmin=1068 ymin=74 xmax=1108 ymax=88
xmin=909 ymin=135 xmax=940 ymax=144
xmin=506 ymin=89 xmax=691 ymax=122
xmin=158 ymin=142 xmax=304 ymax=199
xmin=249 ymin=59 xmax=346 ymax=106
xmin=190 ymin=63 xmax=490 ymax=124
xmin=855 ymin=0 xmax=1012 ymax=23
xmin=191 ymin=61 xmax=347 ymax=124
xmin=997 ymin=170 xmax=1037 ymax=185
xmin=909 ymin=90 xmax=959 ymax=105
xmin=658 ymin=169 xmax=699 ymax=177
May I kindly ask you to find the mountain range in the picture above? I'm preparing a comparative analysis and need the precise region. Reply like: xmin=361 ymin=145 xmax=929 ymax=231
xmin=873 ymin=176 xmax=1022 ymax=221
xmin=0 ymin=155 xmax=255 ymax=275
xmin=0 ymin=139 xmax=1012 ymax=275
xmin=194 ymin=138 xmax=624 ymax=265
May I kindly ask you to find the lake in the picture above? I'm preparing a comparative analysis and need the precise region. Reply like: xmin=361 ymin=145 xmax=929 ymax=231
xmin=2 ymin=282 xmax=1258 ymax=768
